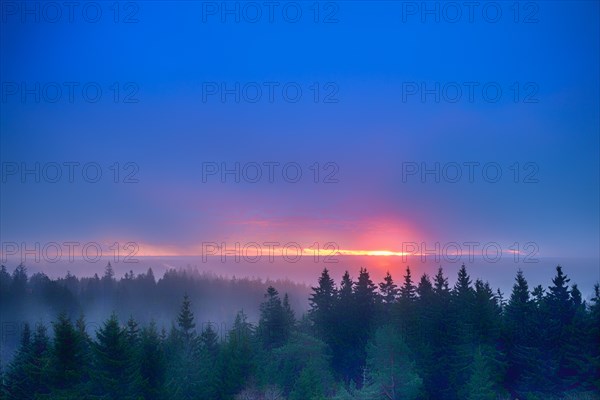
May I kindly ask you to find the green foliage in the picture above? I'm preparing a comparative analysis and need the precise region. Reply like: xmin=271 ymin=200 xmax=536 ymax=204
xmin=289 ymin=361 xmax=329 ymax=400
xmin=177 ymin=294 xmax=196 ymax=340
xmin=363 ymin=325 xmax=422 ymax=400
xmin=138 ymin=322 xmax=166 ymax=400
xmin=4 ymin=323 xmax=51 ymax=399
xmin=166 ymin=295 xmax=201 ymax=400
xmin=93 ymin=313 xmax=135 ymax=399
xmin=379 ymin=271 xmax=398 ymax=305
xmin=399 ymin=266 xmax=417 ymax=303
xmin=309 ymin=268 xmax=337 ymax=340
xmin=1 ymin=264 xmax=598 ymax=400
xmin=464 ymin=348 xmax=498 ymax=400
xmin=217 ymin=311 xmax=255 ymax=399
xmin=258 ymin=286 xmax=293 ymax=349
xmin=262 ymin=332 xmax=333 ymax=396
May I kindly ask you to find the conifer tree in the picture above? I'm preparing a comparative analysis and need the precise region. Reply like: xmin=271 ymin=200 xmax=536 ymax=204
xmin=258 ymin=286 xmax=290 ymax=349
xmin=138 ymin=322 xmax=166 ymax=400
xmin=217 ymin=311 xmax=254 ymax=398
xmin=126 ymin=315 xmax=140 ymax=347
xmin=464 ymin=347 xmax=497 ymax=400
xmin=51 ymin=313 xmax=86 ymax=391
xmin=309 ymin=268 xmax=337 ymax=344
xmin=428 ymin=267 xmax=453 ymax=398
xmin=93 ymin=314 xmax=133 ymax=399
xmin=331 ymin=271 xmax=358 ymax=381
xmin=167 ymin=295 xmax=200 ymax=400
xmin=283 ymin=293 xmax=296 ymax=332
xmin=177 ymin=293 xmax=196 ymax=341
xmin=379 ymin=271 xmax=399 ymax=305
xmin=399 ymin=266 xmax=417 ymax=303
xmin=363 ymin=325 xmax=422 ymax=400
xmin=504 ymin=269 xmax=535 ymax=392
xmin=4 ymin=323 xmax=33 ymax=399
xmin=352 ymin=268 xmax=378 ymax=382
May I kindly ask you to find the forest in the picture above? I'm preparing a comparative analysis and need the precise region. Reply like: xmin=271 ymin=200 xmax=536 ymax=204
xmin=0 ymin=263 xmax=598 ymax=400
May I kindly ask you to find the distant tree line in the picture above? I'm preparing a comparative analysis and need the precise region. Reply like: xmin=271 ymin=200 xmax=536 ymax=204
xmin=0 ymin=263 xmax=598 ymax=399
xmin=0 ymin=263 xmax=309 ymax=365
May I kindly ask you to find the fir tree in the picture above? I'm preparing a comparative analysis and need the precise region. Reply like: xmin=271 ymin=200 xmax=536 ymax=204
xmin=138 ymin=322 xmax=166 ymax=400
xmin=379 ymin=271 xmax=399 ymax=305
xmin=93 ymin=314 xmax=134 ymax=399
xmin=217 ymin=311 xmax=254 ymax=398
xmin=333 ymin=271 xmax=358 ymax=381
xmin=309 ymin=268 xmax=337 ymax=344
xmin=399 ymin=266 xmax=417 ymax=303
xmin=464 ymin=347 xmax=497 ymax=400
xmin=258 ymin=286 xmax=290 ymax=349
xmin=167 ymin=295 xmax=200 ymax=400
xmin=177 ymin=293 xmax=196 ymax=341
xmin=51 ymin=313 xmax=85 ymax=391
xmin=364 ymin=325 xmax=422 ymax=400
xmin=4 ymin=323 xmax=33 ymax=399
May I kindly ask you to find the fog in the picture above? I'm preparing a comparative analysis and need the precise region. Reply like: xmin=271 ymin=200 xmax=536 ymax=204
xmin=0 ymin=263 xmax=311 ymax=368
xmin=2 ymin=255 xmax=598 ymax=367
xmin=6 ymin=254 xmax=599 ymax=296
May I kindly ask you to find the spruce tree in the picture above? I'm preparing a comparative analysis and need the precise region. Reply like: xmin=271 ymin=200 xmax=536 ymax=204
xmin=449 ymin=265 xmax=477 ymax=397
xmin=167 ymin=295 xmax=200 ymax=400
xmin=464 ymin=347 xmax=497 ymax=400
xmin=93 ymin=314 xmax=133 ymax=399
xmin=397 ymin=266 xmax=418 ymax=345
xmin=413 ymin=273 xmax=436 ymax=397
xmin=217 ymin=311 xmax=253 ymax=398
xmin=75 ymin=313 xmax=93 ymax=391
xmin=587 ymin=283 xmax=600 ymax=391
xmin=309 ymin=268 xmax=337 ymax=345
xmin=363 ymin=325 xmax=422 ymax=400
xmin=283 ymin=293 xmax=296 ymax=332
xmin=379 ymin=271 xmax=399 ymax=305
xmin=504 ymin=270 xmax=532 ymax=390
xmin=353 ymin=268 xmax=378 ymax=382
xmin=332 ymin=271 xmax=358 ymax=381
xmin=399 ymin=266 xmax=417 ymax=303
xmin=138 ymin=322 xmax=166 ymax=400
xmin=4 ymin=323 xmax=33 ymax=399
xmin=177 ymin=294 xmax=196 ymax=341
xmin=416 ymin=273 xmax=433 ymax=300
xmin=545 ymin=266 xmax=575 ymax=392
xmin=258 ymin=286 xmax=289 ymax=349
xmin=125 ymin=316 xmax=140 ymax=347
xmin=428 ymin=267 xmax=454 ymax=399
xmin=433 ymin=267 xmax=450 ymax=297
xmin=51 ymin=313 xmax=86 ymax=391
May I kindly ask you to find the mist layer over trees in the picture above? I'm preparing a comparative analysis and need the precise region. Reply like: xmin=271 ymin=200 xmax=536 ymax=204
xmin=0 ymin=263 xmax=598 ymax=399
xmin=0 ymin=263 xmax=310 ymax=366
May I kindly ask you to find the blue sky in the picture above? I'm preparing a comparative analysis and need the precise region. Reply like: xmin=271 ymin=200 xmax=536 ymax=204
xmin=1 ymin=1 xmax=599 ymax=284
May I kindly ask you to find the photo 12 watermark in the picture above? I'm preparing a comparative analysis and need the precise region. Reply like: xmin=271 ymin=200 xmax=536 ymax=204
xmin=401 ymin=161 xmax=539 ymax=184
xmin=0 ymin=241 xmax=140 ymax=264
xmin=0 ymin=1 xmax=140 ymax=24
xmin=201 ymin=161 xmax=339 ymax=183
xmin=400 ymin=2 xmax=540 ymax=24
xmin=200 ymin=1 xmax=340 ymax=24
xmin=1 ymin=81 xmax=140 ymax=104
xmin=201 ymin=241 xmax=340 ymax=263
xmin=400 ymin=241 xmax=540 ymax=263
xmin=201 ymin=81 xmax=339 ymax=104
xmin=1 ymin=162 xmax=140 ymax=184
xmin=401 ymin=81 xmax=539 ymax=104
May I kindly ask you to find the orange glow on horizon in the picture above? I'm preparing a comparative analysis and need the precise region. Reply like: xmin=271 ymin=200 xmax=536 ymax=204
xmin=132 ymin=244 xmax=528 ymax=258
xmin=134 ymin=245 xmax=413 ymax=258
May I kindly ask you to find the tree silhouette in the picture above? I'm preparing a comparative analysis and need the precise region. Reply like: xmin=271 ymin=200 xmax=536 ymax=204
xmin=0 ymin=263 xmax=598 ymax=399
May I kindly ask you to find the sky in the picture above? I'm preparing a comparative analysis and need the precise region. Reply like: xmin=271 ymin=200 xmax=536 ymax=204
xmin=1 ymin=1 xmax=599 ymax=292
